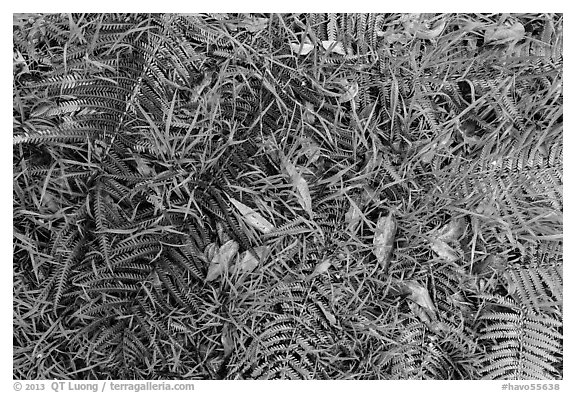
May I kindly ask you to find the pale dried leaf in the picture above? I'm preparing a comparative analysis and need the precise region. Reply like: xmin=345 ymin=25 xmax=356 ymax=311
xmin=430 ymin=238 xmax=459 ymax=262
xmin=204 ymin=243 xmax=218 ymax=261
xmin=321 ymin=40 xmax=346 ymax=55
xmin=299 ymin=136 xmax=321 ymax=163
xmin=229 ymin=197 xmax=274 ymax=234
xmin=373 ymin=211 xmax=397 ymax=272
xmin=316 ymin=301 xmax=337 ymax=326
xmin=414 ymin=20 xmax=446 ymax=40
xmin=436 ymin=217 xmax=467 ymax=242
xmin=403 ymin=14 xmax=446 ymax=40
xmin=289 ymin=41 xmax=314 ymax=55
xmin=216 ymin=221 xmax=231 ymax=243
xmin=476 ymin=200 xmax=498 ymax=216
xmin=232 ymin=246 xmax=269 ymax=274
xmin=221 ymin=322 xmax=234 ymax=358
xmin=360 ymin=186 xmax=379 ymax=206
xmin=303 ymin=101 xmax=316 ymax=124
xmin=485 ymin=21 xmax=525 ymax=44
xmin=225 ymin=17 xmax=268 ymax=33
xmin=306 ymin=259 xmax=331 ymax=280
xmin=134 ymin=154 xmax=154 ymax=176
xmin=345 ymin=200 xmax=362 ymax=231
xmin=404 ymin=280 xmax=437 ymax=317
xmin=41 ymin=191 xmax=59 ymax=213
xmin=240 ymin=17 xmax=269 ymax=33
xmin=338 ymin=80 xmax=359 ymax=103
xmin=408 ymin=301 xmax=432 ymax=324
xmin=282 ymin=156 xmax=313 ymax=216
xmin=420 ymin=143 xmax=437 ymax=164
xmin=377 ymin=31 xmax=409 ymax=45
xmin=206 ymin=240 xmax=239 ymax=282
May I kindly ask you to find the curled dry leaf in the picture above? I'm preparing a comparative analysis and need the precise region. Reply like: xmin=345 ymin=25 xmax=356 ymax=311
xmin=485 ymin=21 xmax=525 ymax=44
xmin=377 ymin=31 xmax=409 ymax=45
xmin=430 ymin=238 xmax=459 ymax=262
xmin=373 ymin=210 xmax=397 ymax=273
xmin=473 ymin=254 xmax=506 ymax=276
xmin=133 ymin=154 xmax=155 ymax=176
xmin=221 ymin=322 xmax=234 ymax=358
xmin=303 ymin=101 xmax=316 ymax=124
xmin=476 ymin=200 xmax=498 ymax=216
xmin=216 ymin=221 xmax=231 ymax=243
xmin=232 ymin=246 xmax=269 ymax=274
xmin=289 ymin=37 xmax=314 ymax=55
xmin=436 ymin=217 xmax=467 ymax=242
xmin=414 ymin=20 xmax=446 ymax=40
xmin=360 ymin=186 xmax=379 ymax=206
xmin=281 ymin=156 xmax=313 ymax=217
xmin=299 ymin=136 xmax=321 ymax=164
xmin=41 ymin=191 xmax=59 ymax=213
xmin=225 ymin=17 xmax=268 ymax=33
xmin=345 ymin=200 xmax=362 ymax=232
xmin=321 ymin=40 xmax=346 ymax=55
xmin=206 ymin=240 xmax=239 ymax=282
xmin=204 ymin=242 xmax=218 ymax=262
xmin=238 ymin=17 xmax=269 ymax=33
xmin=306 ymin=259 xmax=332 ymax=281
xmin=402 ymin=14 xmax=446 ymax=40
xmin=403 ymin=280 xmax=437 ymax=319
xmin=229 ymin=196 xmax=274 ymax=234
xmin=408 ymin=301 xmax=432 ymax=324
xmin=316 ymin=301 xmax=337 ymax=326
xmin=418 ymin=130 xmax=451 ymax=164
xmin=338 ymin=79 xmax=359 ymax=103
xmin=420 ymin=143 xmax=437 ymax=164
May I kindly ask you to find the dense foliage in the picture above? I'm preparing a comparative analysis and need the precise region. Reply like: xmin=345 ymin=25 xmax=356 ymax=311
xmin=13 ymin=13 xmax=562 ymax=379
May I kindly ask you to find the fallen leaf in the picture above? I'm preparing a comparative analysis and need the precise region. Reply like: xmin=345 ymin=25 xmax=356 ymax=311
xmin=13 ymin=49 xmax=29 ymax=74
xmin=403 ymin=280 xmax=437 ymax=319
xmin=290 ymin=38 xmax=314 ymax=55
xmin=402 ymin=14 xmax=446 ymax=40
xmin=345 ymin=200 xmax=362 ymax=232
xmin=229 ymin=197 xmax=274 ymax=234
xmin=373 ymin=210 xmax=397 ymax=273
xmin=436 ymin=217 xmax=467 ymax=242
xmin=377 ymin=31 xmax=409 ymax=45
xmin=408 ymin=301 xmax=432 ymax=324
xmin=206 ymin=240 xmax=239 ymax=282
xmin=133 ymin=154 xmax=155 ymax=176
xmin=476 ymin=200 xmax=498 ymax=216
xmin=299 ymin=136 xmax=321 ymax=164
xmin=414 ymin=20 xmax=446 ymax=40
xmin=360 ymin=186 xmax=379 ymax=206
xmin=232 ymin=246 xmax=269 ymax=274
xmin=221 ymin=322 xmax=234 ymax=358
xmin=485 ymin=21 xmax=525 ymax=44
xmin=240 ymin=17 xmax=269 ymax=33
xmin=503 ymin=271 xmax=517 ymax=296
xmin=473 ymin=254 xmax=506 ymax=276
xmin=321 ymin=40 xmax=346 ymax=55
xmin=338 ymin=79 xmax=359 ymax=103
xmin=303 ymin=101 xmax=316 ymax=124
xmin=41 ymin=191 xmax=59 ymax=213
xmin=316 ymin=301 xmax=337 ymax=326
xmin=225 ymin=16 xmax=268 ymax=33
xmin=306 ymin=259 xmax=332 ymax=281
xmin=216 ymin=221 xmax=231 ymax=244
xmin=430 ymin=238 xmax=459 ymax=262
xmin=281 ymin=156 xmax=313 ymax=217
xmin=420 ymin=143 xmax=437 ymax=164
xmin=204 ymin=243 xmax=218 ymax=261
